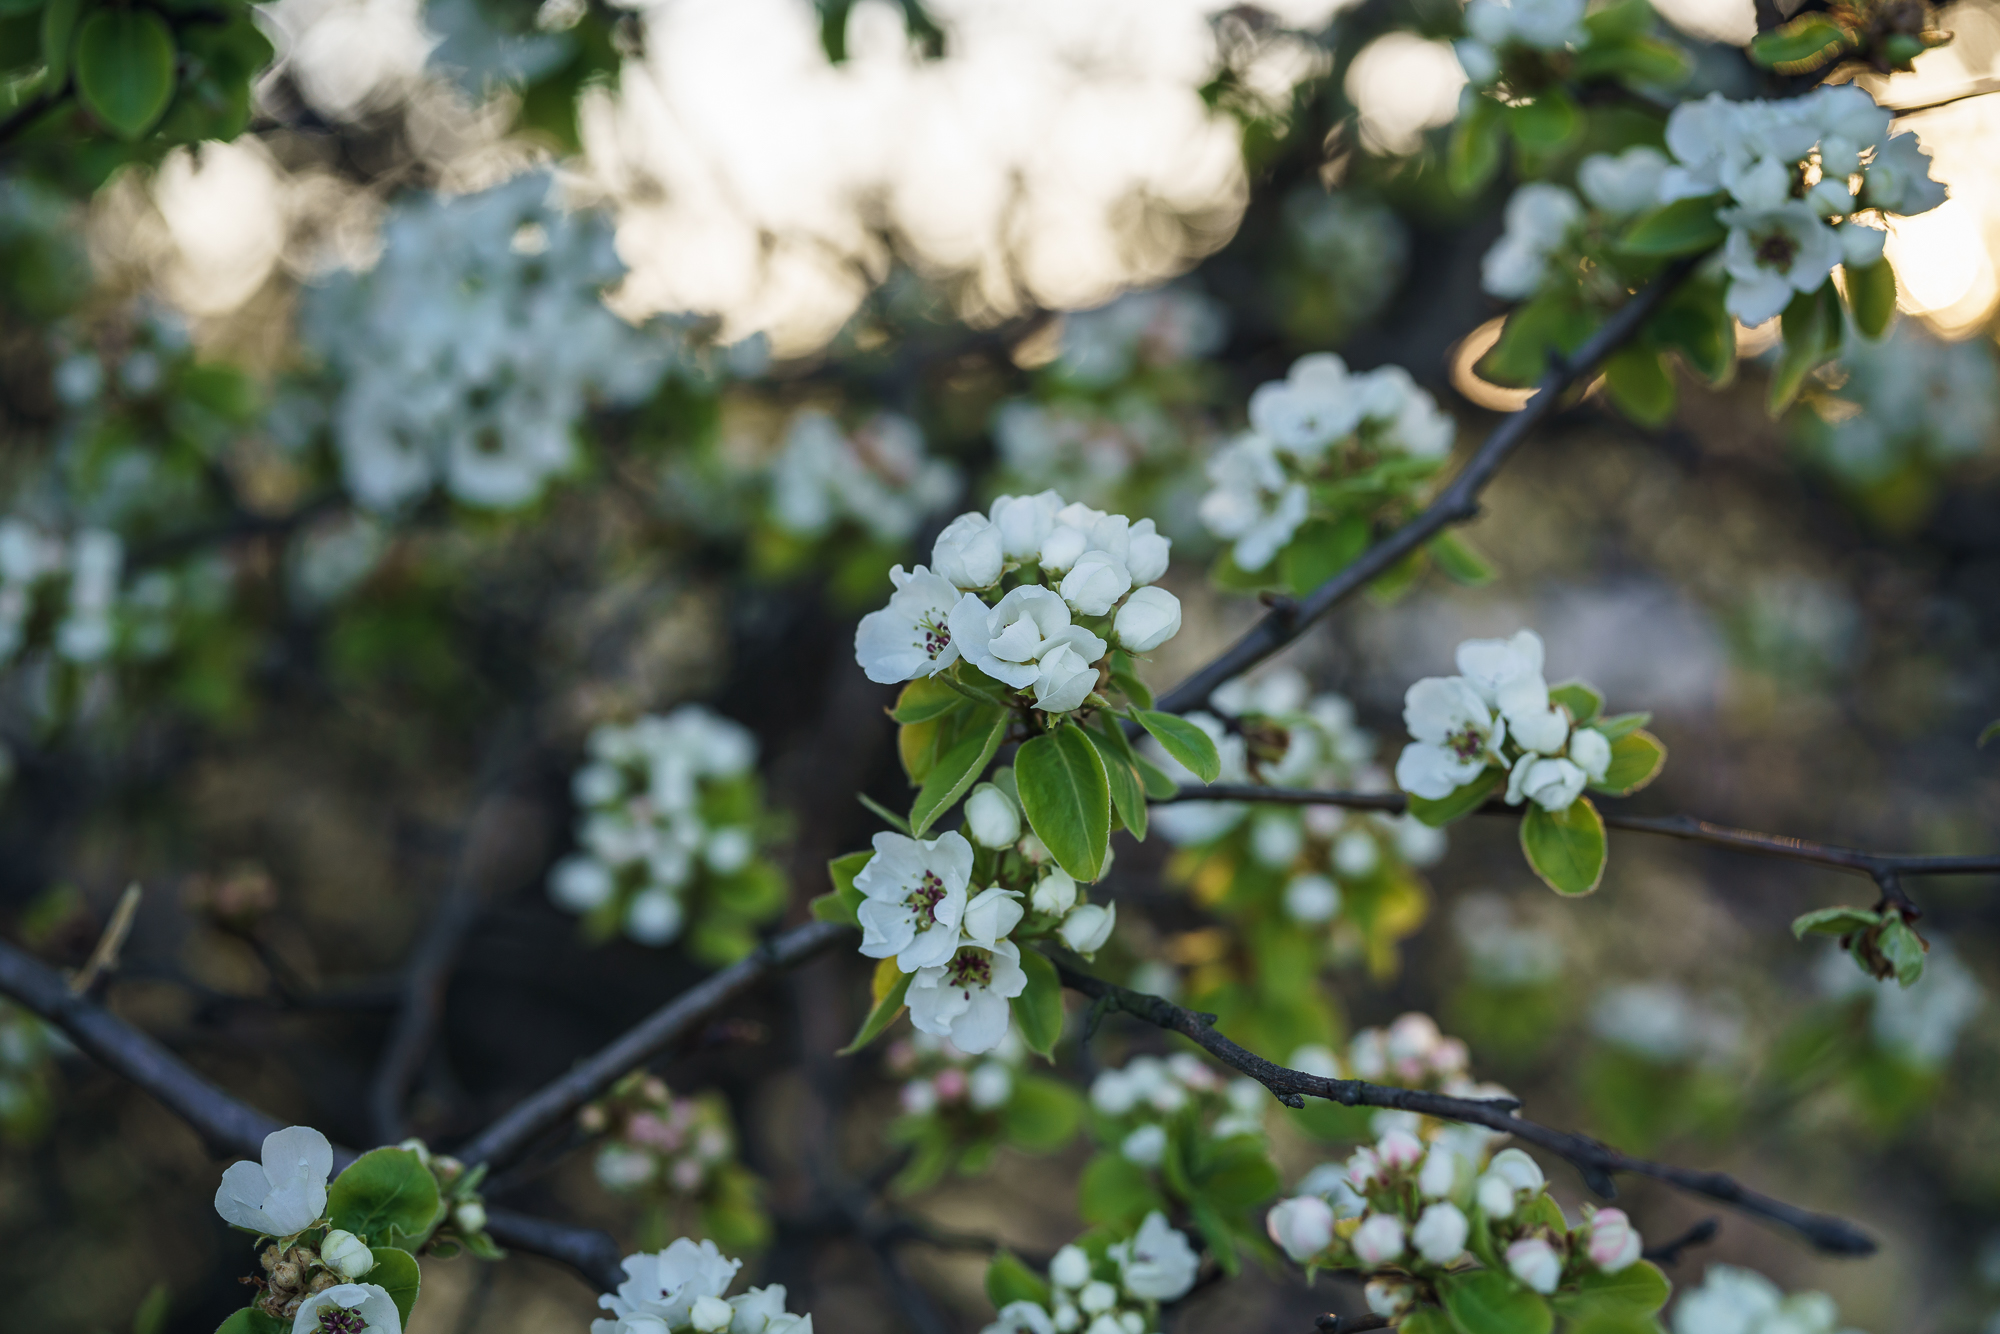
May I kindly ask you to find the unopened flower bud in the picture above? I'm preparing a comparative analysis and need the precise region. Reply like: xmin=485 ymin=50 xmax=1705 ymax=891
xmin=320 ymin=1230 xmax=375 ymax=1280
xmin=1364 ymin=1279 xmax=1413 ymax=1318
xmin=1506 ymin=1236 xmax=1562 ymax=1294
xmin=1113 ymin=586 xmax=1181 ymax=652
xmin=1476 ymin=1172 xmax=1517 ymax=1219
xmin=1050 ymin=1244 xmax=1092 ymax=1290
xmin=1266 ymin=1195 xmax=1336 ymax=1262
xmin=965 ymin=783 xmax=1022 ymax=848
xmin=1350 ymin=1213 xmax=1405 ymax=1266
xmin=1345 ymin=1146 xmax=1381 ymax=1191
xmin=432 ymin=1155 xmax=464 ymax=1183
xmin=1418 ymin=1146 xmax=1459 ymax=1199
xmin=1121 ymin=1123 xmax=1168 ymax=1167
xmin=1377 ymin=1129 xmax=1424 ymax=1171
xmin=1585 ymin=1207 xmax=1642 ymax=1273
xmin=454 ymin=1201 xmax=487 ymax=1234
xmin=1058 ymin=902 xmax=1116 ymax=956
xmin=397 ymin=1137 xmax=432 ymax=1166
xmin=1412 ymin=1203 xmax=1470 ymax=1265
xmin=1031 ymin=869 xmax=1079 ymax=916
xmin=933 ymin=512 xmax=1004 ymax=590
xmin=1079 ymin=1280 xmax=1118 ymax=1314
xmin=691 ymin=1294 xmax=735 ymax=1332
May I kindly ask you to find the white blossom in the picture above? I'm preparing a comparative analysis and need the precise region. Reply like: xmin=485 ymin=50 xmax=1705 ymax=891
xmin=1283 ymin=873 xmax=1341 ymax=924
xmin=214 ymin=1125 xmax=333 ymax=1237
xmin=1113 ymin=586 xmax=1181 ymax=653
xmin=1464 ymin=0 xmax=1586 ymax=50
xmin=594 ymin=1239 xmax=743 ymax=1334
xmin=1506 ymin=754 xmax=1588 ymax=812
xmin=933 ymin=513 xmax=1005 ymax=590
xmin=1482 ymin=184 xmax=1583 ymax=301
xmin=1585 ymin=1208 xmax=1642 ymax=1272
xmin=1059 ymin=550 xmax=1134 ymax=617
xmin=692 ymin=1296 xmax=735 ymax=1332
xmin=1248 ymin=353 xmax=1363 ymax=460
xmin=292 ymin=1284 xmax=402 ymax=1334
xmin=1050 ymin=1245 xmax=1092 ymax=1291
xmin=962 ymin=887 xmax=1025 ymax=949
xmin=951 ymin=586 xmax=1106 ymax=691
xmin=968 ymin=1061 xmax=1014 ymax=1111
xmin=1031 ymin=868 xmax=1080 ymax=917
xmin=729 ymin=1285 xmax=813 ymax=1334
xmin=1034 ymin=643 xmax=1101 ymax=713
xmin=1395 ymin=676 xmax=1504 ymax=799
xmin=907 ymin=941 xmax=1029 ymax=1054
xmin=771 ymin=411 xmax=958 ymax=544
xmin=965 ymin=783 xmax=1021 ymax=849
xmin=321 ymin=1229 xmax=376 ymax=1280
xmin=1578 ymin=147 xmax=1670 ymax=217
xmin=1198 ymin=433 xmax=1309 ymax=573
xmin=1058 ymin=902 xmax=1117 ymax=956
xmin=1111 ymin=1212 xmax=1199 ymax=1301
xmin=1412 ymin=1203 xmax=1470 ymax=1265
xmin=855 ymin=565 xmax=964 ymax=684
xmin=1717 ymin=201 xmax=1842 ymax=326
xmin=854 ymin=831 xmax=975 ymax=972
xmin=1121 ymin=1123 xmax=1167 ymax=1166
xmin=1350 ymin=1213 xmax=1406 ymax=1265
xmin=985 ymin=1302 xmax=1057 ymax=1334
xmin=989 ymin=492 xmax=1063 ymax=561
xmin=1364 ymin=1280 xmax=1414 ymax=1319
xmin=1569 ymin=727 xmax=1611 ymax=782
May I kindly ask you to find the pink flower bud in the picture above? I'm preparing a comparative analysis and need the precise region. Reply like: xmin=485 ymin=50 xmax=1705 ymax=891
xmin=1266 ymin=1195 xmax=1336 ymax=1262
xmin=1377 ymin=1129 xmax=1425 ymax=1171
xmin=1505 ymin=1236 xmax=1562 ymax=1294
xmin=1345 ymin=1146 xmax=1382 ymax=1191
xmin=1585 ymin=1208 xmax=1642 ymax=1273
xmin=1350 ymin=1213 xmax=1406 ymax=1266
xmin=934 ymin=1067 xmax=968 ymax=1102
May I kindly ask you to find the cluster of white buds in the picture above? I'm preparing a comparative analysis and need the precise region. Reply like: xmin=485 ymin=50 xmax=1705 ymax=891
xmin=1670 ymin=1264 xmax=1865 ymax=1334
xmin=856 ymin=490 xmax=1180 ymax=704
xmin=1148 ymin=670 xmax=1445 ymax=931
xmin=1396 ymin=630 xmax=1610 ymax=814
xmin=1089 ymin=1052 xmax=1267 ymax=1166
xmin=584 ymin=1074 xmax=740 ymax=1200
xmin=769 ymin=409 xmax=959 ymax=545
xmin=593 ymin=1238 xmax=811 ymax=1334
xmin=549 ymin=706 xmax=773 ymax=950
xmin=889 ymin=1025 xmax=1029 ymax=1119
xmin=983 ymin=1214 xmax=1201 ymax=1334
xmin=1291 ymin=1012 xmax=1476 ymax=1094
xmin=1053 ymin=287 xmax=1228 ymax=389
xmin=1268 ymin=1128 xmax=1643 ymax=1314
xmin=1199 ymin=353 xmax=1454 ymax=575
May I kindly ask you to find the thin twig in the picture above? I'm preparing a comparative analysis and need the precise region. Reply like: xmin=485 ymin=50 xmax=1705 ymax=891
xmin=1642 ymin=1216 xmax=1720 ymax=1266
xmin=0 ymin=936 xmax=628 ymax=1289
xmin=1051 ymin=955 xmax=1876 ymax=1257
xmin=70 ymin=883 xmax=142 ymax=996
xmin=454 ymin=919 xmax=852 ymax=1170
xmin=1152 ymin=260 xmax=1698 ymax=716
xmin=1159 ymin=786 xmax=2000 ymax=883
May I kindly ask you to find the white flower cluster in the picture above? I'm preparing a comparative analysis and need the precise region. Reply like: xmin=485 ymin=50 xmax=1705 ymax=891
xmin=989 ymin=399 xmax=1195 ymax=530
xmin=1665 ymin=87 xmax=1944 ymax=323
xmin=0 ymin=521 xmax=123 ymax=665
xmin=1268 ymin=1131 xmax=1642 ymax=1311
xmin=301 ymin=171 xmax=679 ymax=513
xmin=1090 ymin=1053 xmax=1268 ymax=1166
xmin=983 ymin=1214 xmax=1201 ymax=1334
xmin=1200 ymin=353 xmax=1454 ymax=574
xmin=1482 ymin=184 xmax=1587 ymax=302
xmin=1055 ymin=287 xmax=1228 ymax=388
xmin=1150 ymin=670 xmax=1445 ymax=925
xmin=1590 ymin=981 xmax=1744 ymax=1068
xmin=1455 ymin=0 xmax=1587 ymax=81
xmin=769 ymin=409 xmax=959 ymax=545
xmin=1291 ymin=1012 xmax=1475 ymax=1100
xmin=548 ymin=707 xmax=764 ymax=948
xmin=1810 ymin=326 xmax=2000 ymax=484
xmin=594 ymin=1238 xmax=811 ymax=1334
xmin=586 ymin=1076 xmax=740 ymax=1200
xmin=855 ymin=491 xmax=1181 ymax=705
xmin=1396 ymin=629 xmax=1609 ymax=813
xmin=1818 ymin=939 xmax=1985 ymax=1071
xmin=1670 ymin=1264 xmax=1863 ymax=1334
xmin=889 ymin=1025 xmax=1029 ymax=1118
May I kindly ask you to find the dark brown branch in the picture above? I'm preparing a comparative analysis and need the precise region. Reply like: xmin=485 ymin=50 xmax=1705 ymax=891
xmin=0 ymin=935 xmax=628 ymax=1290
xmin=1642 ymin=1216 xmax=1720 ymax=1266
xmin=454 ymin=919 xmax=853 ymax=1170
xmin=1153 ymin=260 xmax=1698 ymax=716
xmin=1052 ymin=956 xmax=1876 ymax=1257
xmin=1160 ymin=786 xmax=2000 ymax=885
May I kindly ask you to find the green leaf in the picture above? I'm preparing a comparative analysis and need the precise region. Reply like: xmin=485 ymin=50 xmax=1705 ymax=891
xmin=212 ymin=1310 xmax=287 ymax=1334
xmin=1109 ymin=666 xmax=1153 ymax=709
xmin=1619 ymin=195 xmax=1726 ymax=257
xmin=1593 ymin=711 xmax=1652 ymax=742
xmin=1482 ymin=287 xmax=1598 ymax=383
xmin=1572 ymin=35 xmax=1692 ymax=85
xmin=1749 ymin=12 xmax=1850 ymax=72
xmin=1505 ymin=88 xmax=1580 ymax=151
xmin=1134 ymin=752 xmax=1178 ymax=801
xmin=985 ymin=1251 xmax=1051 ymax=1310
xmin=1590 ymin=728 xmax=1666 ymax=796
xmin=909 ymin=705 xmax=1008 ymax=836
xmin=1132 ymin=709 xmax=1220 ymax=783
xmin=892 ymin=675 xmax=969 ymax=724
xmin=1603 ymin=345 xmax=1675 ymax=427
xmin=1845 ymin=258 xmax=1896 ymax=340
xmin=1077 ymin=1151 xmax=1165 ymax=1225
xmin=1792 ymin=905 xmax=1882 ymax=939
xmin=39 ymin=0 xmax=79 ymax=79
xmin=327 ymin=1148 xmax=441 ymax=1247
xmin=133 ymin=1283 xmax=171 ymax=1334
xmin=809 ymin=850 xmax=871 ymax=926
xmin=1650 ymin=279 xmax=1735 ymax=385
xmin=1015 ymin=725 xmax=1113 ymax=881
xmin=367 ymin=1248 xmax=421 ymax=1325
xmin=1011 ymin=947 xmax=1065 ymax=1059
xmin=1083 ymin=717 xmax=1147 ymax=842
xmin=74 ymin=10 xmax=177 ymax=140
xmin=1582 ymin=0 xmax=1658 ymax=42
xmin=842 ymin=958 xmax=913 ymax=1053
xmin=1001 ymin=1075 xmax=1083 ymax=1151
xmin=1880 ymin=917 xmax=1927 ymax=988
xmin=1979 ymin=718 xmax=2000 ymax=747
xmin=857 ymin=792 xmax=912 ymax=836
xmin=1282 ymin=515 xmax=1371 ymax=596
xmin=1557 ymin=1260 xmax=1671 ymax=1315
xmin=1548 ymin=680 xmax=1603 ymax=725
xmin=1196 ymin=1138 xmax=1281 ymax=1207
xmin=1405 ymin=765 xmax=1503 ymax=828
xmin=1428 ymin=531 xmax=1496 ymax=587
xmin=1448 ymin=96 xmax=1504 ymax=196
xmin=1771 ymin=282 xmax=1841 ymax=413
xmin=1442 ymin=1269 xmax=1555 ymax=1334
xmin=1520 ymin=797 xmax=1607 ymax=896
xmin=1402 ymin=1311 xmax=1457 ymax=1334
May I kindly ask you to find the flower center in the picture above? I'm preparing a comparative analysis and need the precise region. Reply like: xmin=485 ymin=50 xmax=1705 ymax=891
xmin=905 ymin=871 xmax=947 ymax=922
xmin=1754 ymin=229 xmax=1799 ymax=273
xmin=316 ymin=1308 xmax=368 ymax=1334
xmin=947 ymin=948 xmax=991 ymax=992
xmin=1444 ymin=725 xmax=1486 ymax=761
xmin=916 ymin=613 xmax=951 ymax=660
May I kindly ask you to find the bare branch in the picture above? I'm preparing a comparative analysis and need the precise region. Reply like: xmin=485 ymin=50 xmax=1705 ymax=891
xmin=1642 ymin=1216 xmax=1721 ymax=1266
xmin=1051 ymin=955 xmax=1876 ymax=1257
xmin=455 ymin=919 xmax=853 ymax=1171
xmin=1153 ymin=260 xmax=1698 ymax=716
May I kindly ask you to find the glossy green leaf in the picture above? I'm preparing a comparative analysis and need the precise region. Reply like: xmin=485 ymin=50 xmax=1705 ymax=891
xmin=1619 ymin=196 xmax=1726 ymax=257
xmin=1791 ymin=905 xmax=1881 ymax=939
xmin=891 ymin=675 xmax=969 ymax=724
xmin=1593 ymin=710 xmax=1653 ymax=742
xmin=1590 ymin=729 xmax=1666 ymax=796
xmin=1282 ymin=515 xmax=1370 ymax=596
xmin=1083 ymin=717 xmax=1147 ymax=841
xmin=1132 ymin=709 xmax=1221 ymax=783
xmin=1015 ymin=725 xmax=1111 ymax=881
xmin=1402 ymin=1310 xmax=1457 ymax=1334
xmin=1134 ymin=752 xmax=1178 ymax=801
xmin=1482 ymin=287 xmax=1598 ymax=383
xmin=367 ymin=1247 xmax=421 ymax=1325
xmin=1845 ymin=258 xmax=1896 ymax=340
xmin=1002 ymin=1074 xmax=1083 ymax=1151
xmin=1650 ymin=279 xmax=1735 ymax=385
xmin=1880 ymin=916 xmax=1927 ymax=988
xmin=809 ymin=850 xmax=871 ymax=926
xmin=1449 ymin=96 xmax=1504 ymax=196
xmin=1771 ymin=282 xmax=1842 ymax=413
xmin=327 ymin=1147 xmax=441 ymax=1246
xmin=1557 ymin=1260 xmax=1671 ymax=1315
xmin=1582 ymin=0 xmax=1657 ymax=42
xmin=1548 ymin=680 xmax=1603 ymax=725
xmin=1506 ymin=88 xmax=1580 ymax=151
xmin=1442 ymin=1269 xmax=1555 ymax=1334
xmin=1109 ymin=666 xmax=1153 ymax=709
xmin=1428 ymin=531 xmax=1496 ymax=587
xmin=841 ymin=958 xmax=913 ymax=1053
xmin=1520 ymin=797 xmax=1607 ymax=896
xmin=1405 ymin=765 xmax=1503 ymax=828
xmin=985 ymin=1250 xmax=1051 ymax=1310
xmin=909 ymin=704 xmax=1007 ymax=836
xmin=74 ymin=10 xmax=176 ymax=140
xmin=1077 ymin=1150 xmax=1165 ymax=1225
xmin=1603 ymin=345 xmax=1675 ymax=427
xmin=1749 ymin=12 xmax=1850 ymax=71
xmin=39 ymin=0 xmax=79 ymax=78
xmin=1011 ymin=947 xmax=1064 ymax=1059
xmin=857 ymin=792 xmax=912 ymax=836
xmin=1573 ymin=35 xmax=1692 ymax=85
